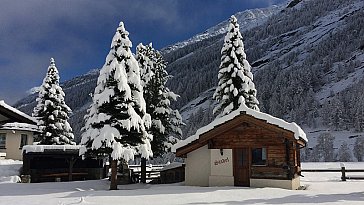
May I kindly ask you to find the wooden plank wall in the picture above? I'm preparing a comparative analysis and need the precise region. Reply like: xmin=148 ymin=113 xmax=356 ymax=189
xmin=209 ymin=122 xmax=300 ymax=179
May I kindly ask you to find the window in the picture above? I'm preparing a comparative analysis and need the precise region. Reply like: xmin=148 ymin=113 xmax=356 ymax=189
xmin=0 ymin=133 xmax=6 ymax=149
xmin=20 ymin=134 xmax=28 ymax=148
xmin=252 ymin=148 xmax=267 ymax=166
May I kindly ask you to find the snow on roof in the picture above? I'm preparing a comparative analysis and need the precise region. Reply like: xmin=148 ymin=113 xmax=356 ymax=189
xmin=0 ymin=100 xmax=37 ymax=124
xmin=172 ymin=104 xmax=307 ymax=152
xmin=0 ymin=122 xmax=39 ymax=132
xmin=22 ymin=145 xmax=81 ymax=153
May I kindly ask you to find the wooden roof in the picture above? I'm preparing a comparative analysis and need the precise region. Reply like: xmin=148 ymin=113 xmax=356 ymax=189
xmin=0 ymin=101 xmax=36 ymax=125
xmin=176 ymin=112 xmax=307 ymax=157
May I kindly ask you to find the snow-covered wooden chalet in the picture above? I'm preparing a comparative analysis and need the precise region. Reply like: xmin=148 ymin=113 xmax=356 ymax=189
xmin=172 ymin=105 xmax=307 ymax=190
xmin=0 ymin=100 xmax=39 ymax=160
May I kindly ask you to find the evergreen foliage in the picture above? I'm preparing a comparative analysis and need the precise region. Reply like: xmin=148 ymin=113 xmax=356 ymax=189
xmin=136 ymin=43 xmax=183 ymax=157
xmin=13 ymin=0 xmax=364 ymax=162
xmin=213 ymin=15 xmax=259 ymax=117
xmin=315 ymin=132 xmax=335 ymax=162
xmin=33 ymin=58 xmax=75 ymax=145
xmin=353 ymin=137 xmax=364 ymax=161
xmin=182 ymin=106 xmax=215 ymax=138
xmin=300 ymin=147 xmax=312 ymax=162
xmin=338 ymin=141 xmax=352 ymax=162
xmin=79 ymin=22 xmax=152 ymax=161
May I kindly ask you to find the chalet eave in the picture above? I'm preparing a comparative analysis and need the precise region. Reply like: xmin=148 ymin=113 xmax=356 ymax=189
xmin=0 ymin=106 xmax=35 ymax=125
xmin=176 ymin=114 xmax=300 ymax=157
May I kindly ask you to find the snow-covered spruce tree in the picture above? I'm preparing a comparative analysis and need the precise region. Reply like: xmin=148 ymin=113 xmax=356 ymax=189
xmin=213 ymin=15 xmax=259 ymax=117
xmin=353 ymin=137 xmax=364 ymax=162
xmin=338 ymin=141 xmax=352 ymax=162
xmin=33 ymin=58 xmax=75 ymax=145
xmin=79 ymin=22 xmax=152 ymax=190
xmin=79 ymin=100 xmax=98 ymax=154
xmin=315 ymin=132 xmax=335 ymax=162
xmin=136 ymin=43 xmax=183 ymax=158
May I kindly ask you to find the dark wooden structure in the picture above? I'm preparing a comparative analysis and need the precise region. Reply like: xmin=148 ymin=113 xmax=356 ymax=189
xmin=160 ymin=163 xmax=185 ymax=184
xmin=176 ymin=111 xmax=307 ymax=188
xmin=22 ymin=148 xmax=104 ymax=183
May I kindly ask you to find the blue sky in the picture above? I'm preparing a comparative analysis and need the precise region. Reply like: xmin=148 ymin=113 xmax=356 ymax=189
xmin=0 ymin=0 xmax=286 ymax=104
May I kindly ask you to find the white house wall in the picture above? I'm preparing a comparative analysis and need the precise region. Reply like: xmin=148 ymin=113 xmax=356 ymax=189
xmin=185 ymin=145 xmax=211 ymax=186
xmin=209 ymin=149 xmax=234 ymax=186
xmin=0 ymin=130 xmax=34 ymax=160
xmin=184 ymin=146 xmax=301 ymax=189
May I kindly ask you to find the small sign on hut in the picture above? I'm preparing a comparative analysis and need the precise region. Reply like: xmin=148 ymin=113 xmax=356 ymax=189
xmin=172 ymin=105 xmax=307 ymax=190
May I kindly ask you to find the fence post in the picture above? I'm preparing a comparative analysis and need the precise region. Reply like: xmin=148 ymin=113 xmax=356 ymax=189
xmin=141 ymin=158 xmax=146 ymax=183
xmin=340 ymin=163 xmax=346 ymax=181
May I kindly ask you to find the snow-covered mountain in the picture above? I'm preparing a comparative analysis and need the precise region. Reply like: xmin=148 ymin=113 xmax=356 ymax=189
xmin=163 ymin=0 xmax=364 ymax=161
xmin=14 ymin=0 xmax=364 ymax=161
xmin=165 ymin=0 xmax=364 ymax=120
xmin=162 ymin=4 xmax=284 ymax=54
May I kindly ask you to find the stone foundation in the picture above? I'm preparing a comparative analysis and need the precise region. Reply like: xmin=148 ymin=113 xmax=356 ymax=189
xmin=250 ymin=177 xmax=300 ymax=190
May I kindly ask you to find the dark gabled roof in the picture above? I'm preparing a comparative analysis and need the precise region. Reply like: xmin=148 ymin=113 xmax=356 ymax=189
xmin=0 ymin=100 xmax=37 ymax=125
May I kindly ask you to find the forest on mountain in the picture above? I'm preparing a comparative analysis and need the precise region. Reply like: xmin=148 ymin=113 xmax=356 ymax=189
xmin=166 ymin=0 xmax=364 ymax=134
xmin=14 ymin=0 xmax=364 ymax=161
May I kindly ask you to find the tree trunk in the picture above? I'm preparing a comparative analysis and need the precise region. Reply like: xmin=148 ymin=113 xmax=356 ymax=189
xmin=141 ymin=157 xmax=146 ymax=183
xmin=110 ymin=159 xmax=118 ymax=190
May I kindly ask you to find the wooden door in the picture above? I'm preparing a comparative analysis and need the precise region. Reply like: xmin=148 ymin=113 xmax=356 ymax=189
xmin=233 ymin=148 xmax=250 ymax=186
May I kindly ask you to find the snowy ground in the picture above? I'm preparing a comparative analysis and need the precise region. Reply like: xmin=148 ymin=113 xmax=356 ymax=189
xmin=0 ymin=160 xmax=22 ymax=183
xmin=0 ymin=161 xmax=364 ymax=205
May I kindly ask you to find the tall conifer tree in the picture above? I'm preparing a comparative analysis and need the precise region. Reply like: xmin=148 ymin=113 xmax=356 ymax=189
xmin=79 ymin=22 xmax=152 ymax=190
xmin=213 ymin=15 xmax=259 ymax=117
xmin=33 ymin=58 xmax=75 ymax=145
xmin=136 ymin=43 xmax=183 ymax=158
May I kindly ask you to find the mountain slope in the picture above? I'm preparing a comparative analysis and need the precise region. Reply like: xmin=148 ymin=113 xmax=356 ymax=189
xmin=14 ymin=0 xmax=364 ymax=161
xmin=166 ymin=0 xmax=364 ymax=124
xmin=164 ymin=0 xmax=364 ymax=161
xmin=14 ymin=3 xmax=284 ymax=142
xmin=170 ymin=0 xmax=364 ymax=162
xmin=162 ymin=4 xmax=283 ymax=54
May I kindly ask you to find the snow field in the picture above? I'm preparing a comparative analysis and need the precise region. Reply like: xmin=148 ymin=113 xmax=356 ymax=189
xmin=1 ymin=161 xmax=364 ymax=204
xmin=0 ymin=178 xmax=363 ymax=205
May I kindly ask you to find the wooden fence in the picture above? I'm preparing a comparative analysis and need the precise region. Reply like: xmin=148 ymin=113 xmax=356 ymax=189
xmin=301 ymin=165 xmax=364 ymax=181
xmin=128 ymin=164 xmax=164 ymax=183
